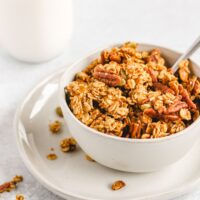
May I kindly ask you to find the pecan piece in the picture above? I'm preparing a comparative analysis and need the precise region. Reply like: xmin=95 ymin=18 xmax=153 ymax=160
xmin=130 ymin=122 xmax=139 ymax=138
xmin=154 ymin=82 xmax=175 ymax=94
xmin=144 ymin=108 xmax=157 ymax=118
xmin=145 ymin=67 xmax=158 ymax=82
xmin=93 ymin=66 xmax=122 ymax=86
xmin=146 ymin=49 xmax=164 ymax=65
xmin=109 ymin=52 xmax=122 ymax=63
xmin=130 ymin=121 xmax=141 ymax=138
xmin=146 ymin=49 xmax=160 ymax=63
xmin=101 ymin=50 xmax=110 ymax=64
xmin=144 ymin=108 xmax=180 ymax=121
xmin=0 ymin=182 xmax=11 ymax=193
xmin=179 ymin=85 xmax=197 ymax=109
xmin=165 ymin=101 xmax=188 ymax=114
xmin=161 ymin=114 xmax=180 ymax=121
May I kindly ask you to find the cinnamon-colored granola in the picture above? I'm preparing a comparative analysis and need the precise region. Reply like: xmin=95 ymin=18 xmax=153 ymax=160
xmin=65 ymin=42 xmax=200 ymax=139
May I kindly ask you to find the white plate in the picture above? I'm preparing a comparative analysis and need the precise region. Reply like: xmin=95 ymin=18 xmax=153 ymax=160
xmin=15 ymin=68 xmax=200 ymax=200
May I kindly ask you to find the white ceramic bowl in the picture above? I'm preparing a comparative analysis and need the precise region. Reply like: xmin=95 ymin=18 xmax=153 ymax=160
xmin=60 ymin=43 xmax=200 ymax=173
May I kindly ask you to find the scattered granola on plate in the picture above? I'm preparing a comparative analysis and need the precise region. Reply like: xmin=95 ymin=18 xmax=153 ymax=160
xmin=65 ymin=42 xmax=200 ymax=139
xmin=111 ymin=180 xmax=126 ymax=190
xmin=47 ymin=153 xmax=58 ymax=160
xmin=55 ymin=106 xmax=63 ymax=118
xmin=0 ymin=175 xmax=23 ymax=193
xmin=49 ymin=120 xmax=62 ymax=134
xmin=16 ymin=194 xmax=25 ymax=200
xmin=60 ymin=137 xmax=77 ymax=152
xmin=85 ymin=154 xmax=95 ymax=162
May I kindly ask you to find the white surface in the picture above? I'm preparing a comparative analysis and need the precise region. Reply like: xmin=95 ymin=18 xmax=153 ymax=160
xmin=0 ymin=0 xmax=73 ymax=62
xmin=59 ymin=43 xmax=200 ymax=173
xmin=1 ymin=0 xmax=200 ymax=199
xmin=15 ymin=69 xmax=200 ymax=200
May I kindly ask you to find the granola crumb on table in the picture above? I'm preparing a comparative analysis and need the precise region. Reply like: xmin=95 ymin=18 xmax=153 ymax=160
xmin=85 ymin=154 xmax=95 ymax=162
xmin=16 ymin=194 xmax=25 ymax=200
xmin=65 ymin=42 xmax=200 ymax=139
xmin=111 ymin=180 xmax=126 ymax=190
xmin=55 ymin=106 xmax=63 ymax=117
xmin=47 ymin=153 xmax=58 ymax=160
xmin=0 ymin=176 xmax=23 ymax=194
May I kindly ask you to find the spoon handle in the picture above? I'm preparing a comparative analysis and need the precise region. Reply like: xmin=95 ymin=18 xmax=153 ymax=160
xmin=172 ymin=35 xmax=200 ymax=73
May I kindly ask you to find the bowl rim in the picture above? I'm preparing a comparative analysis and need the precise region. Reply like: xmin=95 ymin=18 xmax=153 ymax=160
xmin=60 ymin=42 xmax=200 ymax=143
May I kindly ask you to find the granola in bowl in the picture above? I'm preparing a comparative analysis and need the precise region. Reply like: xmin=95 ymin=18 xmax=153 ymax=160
xmin=65 ymin=42 xmax=200 ymax=139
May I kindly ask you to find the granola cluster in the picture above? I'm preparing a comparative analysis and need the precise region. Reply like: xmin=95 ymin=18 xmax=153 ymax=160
xmin=60 ymin=137 xmax=77 ymax=152
xmin=111 ymin=180 xmax=126 ymax=190
xmin=0 ymin=176 xmax=23 ymax=193
xmin=65 ymin=42 xmax=200 ymax=139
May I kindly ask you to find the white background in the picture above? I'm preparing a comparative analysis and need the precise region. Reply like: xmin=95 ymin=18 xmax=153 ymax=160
xmin=1 ymin=0 xmax=200 ymax=199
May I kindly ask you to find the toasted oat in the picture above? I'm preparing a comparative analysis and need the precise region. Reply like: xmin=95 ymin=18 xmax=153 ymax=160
xmin=60 ymin=137 xmax=77 ymax=152
xmin=55 ymin=106 xmax=63 ymax=117
xmin=49 ymin=120 xmax=62 ymax=134
xmin=85 ymin=154 xmax=95 ymax=162
xmin=0 ymin=176 xmax=23 ymax=193
xmin=16 ymin=194 xmax=24 ymax=200
xmin=180 ymin=108 xmax=191 ymax=120
xmin=47 ymin=153 xmax=58 ymax=160
xmin=111 ymin=180 xmax=126 ymax=190
xmin=65 ymin=42 xmax=200 ymax=139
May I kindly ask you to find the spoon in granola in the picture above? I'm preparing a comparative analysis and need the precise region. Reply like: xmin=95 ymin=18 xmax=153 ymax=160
xmin=172 ymin=35 xmax=200 ymax=73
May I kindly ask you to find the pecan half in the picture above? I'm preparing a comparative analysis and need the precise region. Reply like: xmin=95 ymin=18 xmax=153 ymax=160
xmin=165 ymin=101 xmax=188 ymax=114
xmin=179 ymin=85 xmax=197 ymax=109
xmin=144 ymin=108 xmax=180 ymax=121
xmin=93 ymin=66 xmax=122 ymax=86
xmin=161 ymin=114 xmax=180 ymax=121
xmin=154 ymin=82 xmax=175 ymax=94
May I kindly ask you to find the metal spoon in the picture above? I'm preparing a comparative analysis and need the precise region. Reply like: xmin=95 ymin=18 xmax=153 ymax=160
xmin=172 ymin=35 xmax=200 ymax=73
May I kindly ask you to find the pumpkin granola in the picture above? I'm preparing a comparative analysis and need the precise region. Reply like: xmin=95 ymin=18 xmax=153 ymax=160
xmin=65 ymin=42 xmax=200 ymax=139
